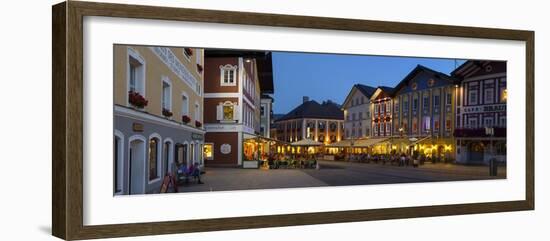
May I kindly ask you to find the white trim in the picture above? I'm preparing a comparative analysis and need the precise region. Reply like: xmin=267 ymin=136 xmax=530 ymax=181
xmin=182 ymin=48 xmax=192 ymax=62
xmin=126 ymin=47 xmax=146 ymax=105
xmin=194 ymin=101 xmax=201 ymax=123
xmin=114 ymin=105 xmax=205 ymax=134
xmin=219 ymin=64 xmax=238 ymax=86
xmin=128 ymin=134 xmax=147 ymax=194
xmin=113 ymin=130 xmax=125 ymax=195
xmin=204 ymin=93 xmax=240 ymax=98
xmin=147 ymin=133 xmax=162 ymax=184
xmin=238 ymin=58 xmax=244 ymax=124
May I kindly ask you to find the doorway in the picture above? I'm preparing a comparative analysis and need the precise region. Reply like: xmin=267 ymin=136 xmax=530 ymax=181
xmin=129 ymin=138 xmax=146 ymax=194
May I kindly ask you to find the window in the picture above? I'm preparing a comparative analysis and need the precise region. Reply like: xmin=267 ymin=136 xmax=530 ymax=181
xmin=446 ymin=91 xmax=452 ymax=105
xmin=113 ymin=134 xmax=123 ymax=194
xmin=446 ymin=119 xmax=452 ymax=131
xmin=433 ymin=95 xmax=440 ymax=109
xmin=484 ymin=117 xmax=494 ymax=127
xmin=500 ymin=89 xmax=507 ymax=103
xmin=385 ymin=102 xmax=391 ymax=114
xmin=190 ymin=143 xmax=195 ymax=162
xmin=149 ymin=137 xmax=160 ymax=181
xmin=127 ymin=48 xmax=145 ymax=96
xmin=352 ymin=113 xmax=356 ymax=121
xmin=361 ymin=97 xmax=365 ymax=104
xmin=162 ymin=78 xmax=171 ymax=111
xmin=413 ymin=98 xmax=418 ymax=112
xmin=485 ymin=88 xmax=494 ymax=103
xmin=220 ymin=65 xmax=237 ymax=86
xmin=163 ymin=141 xmax=171 ymax=175
xmin=434 ymin=119 xmax=440 ymax=131
xmin=217 ymin=102 xmax=237 ymax=121
xmin=423 ymin=116 xmax=431 ymax=132
xmin=469 ymin=118 xmax=478 ymax=128
xmin=394 ymin=101 xmax=399 ymax=113
xmin=499 ymin=116 xmax=507 ymax=127
xmin=204 ymin=143 xmax=213 ymax=160
xmin=403 ymin=99 xmax=409 ymax=113
xmin=379 ymin=123 xmax=384 ymax=135
xmin=423 ymin=96 xmax=429 ymax=110
xmin=181 ymin=94 xmax=189 ymax=116
xmin=374 ymin=104 xmax=379 ymax=115
xmin=195 ymin=103 xmax=200 ymax=122
xmin=358 ymin=112 xmax=363 ymax=120
xmin=386 ymin=123 xmax=391 ymax=135
xmin=469 ymin=90 xmax=478 ymax=105
xmin=260 ymin=105 xmax=266 ymax=117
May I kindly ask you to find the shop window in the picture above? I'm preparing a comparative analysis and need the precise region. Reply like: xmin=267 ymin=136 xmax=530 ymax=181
xmin=149 ymin=137 xmax=160 ymax=181
xmin=204 ymin=143 xmax=213 ymax=160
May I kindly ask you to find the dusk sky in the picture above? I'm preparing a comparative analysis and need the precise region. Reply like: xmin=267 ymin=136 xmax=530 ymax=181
xmin=271 ymin=52 xmax=465 ymax=114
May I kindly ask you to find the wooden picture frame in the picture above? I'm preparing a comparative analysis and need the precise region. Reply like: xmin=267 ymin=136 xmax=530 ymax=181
xmin=52 ymin=1 xmax=534 ymax=240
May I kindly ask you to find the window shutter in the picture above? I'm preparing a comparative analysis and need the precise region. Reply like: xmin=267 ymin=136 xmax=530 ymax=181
xmin=233 ymin=104 xmax=240 ymax=121
xmin=216 ymin=104 xmax=222 ymax=120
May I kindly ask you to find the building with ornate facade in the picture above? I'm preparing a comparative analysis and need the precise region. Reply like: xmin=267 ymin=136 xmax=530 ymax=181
xmin=113 ymin=45 xmax=205 ymax=195
xmin=202 ymin=50 xmax=273 ymax=167
xmin=274 ymin=97 xmax=344 ymax=145
xmin=452 ymin=60 xmax=507 ymax=164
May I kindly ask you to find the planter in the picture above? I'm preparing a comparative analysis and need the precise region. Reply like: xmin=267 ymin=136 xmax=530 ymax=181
xmin=128 ymin=91 xmax=148 ymax=108
xmin=195 ymin=120 xmax=202 ymax=128
xmin=184 ymin=47 xmax=193 ymax=56
xmin=182 ymin=115 xmax=191 ymax=124
xmin=197 ymin=63 xmax=203 ymax=73
xmin=162 ymin=108 xmax=173 ymax=118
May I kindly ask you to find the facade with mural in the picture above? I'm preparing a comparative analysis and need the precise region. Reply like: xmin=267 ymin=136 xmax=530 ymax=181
xmin=113 ymin=45 xmax=205 ymax=195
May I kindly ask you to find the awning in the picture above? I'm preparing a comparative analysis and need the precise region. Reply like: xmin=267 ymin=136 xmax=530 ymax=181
xmin=410 ymin=136 xmax=431 ymax=145
xmin=355 ymin=138 xmax=389 ymax=147
xmin=326 ymin=139 xmax=353 ymax=147
xmin=291 ymin=138 xmax=323 ymax=146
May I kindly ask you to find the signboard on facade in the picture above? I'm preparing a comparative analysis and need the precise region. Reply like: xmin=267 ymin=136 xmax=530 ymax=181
xmin=220 ymin=144 xmax=231 ymax=154
xmin=132 ymin=123 xmax=144 ymax=132
xmin=463 ymin=104 xmax=506 ymax=114
xmin=191 ymin=133 xmax=203 ymax=140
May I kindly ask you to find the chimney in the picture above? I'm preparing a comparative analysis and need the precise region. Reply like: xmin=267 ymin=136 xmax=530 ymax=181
xmin=303 ymin=96 xmax=309 ymax=103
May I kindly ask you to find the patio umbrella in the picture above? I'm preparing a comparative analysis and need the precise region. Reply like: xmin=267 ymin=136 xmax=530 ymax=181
xmin=291 ymin=139 xmax=323 ymax=146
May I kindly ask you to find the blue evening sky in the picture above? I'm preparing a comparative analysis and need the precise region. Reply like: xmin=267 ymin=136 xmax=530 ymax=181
xmin=272 ymin=51 xmax=465 ymax=114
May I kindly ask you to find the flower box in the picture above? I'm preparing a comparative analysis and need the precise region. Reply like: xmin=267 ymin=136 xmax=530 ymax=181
xmin=128 ymin=91 xmax=148 ymax=108
xmin=162 ymin=108 xmax=173 ymax=117
xmin=182 ymin=115 xmax=191 ymax=124
xmin=196 ymin=63 xmax=203 ymax=73
xmin=195 ymin=120 xmax=202 ymax=128
xmin=184 ymin=47 xmax=193 ymax=56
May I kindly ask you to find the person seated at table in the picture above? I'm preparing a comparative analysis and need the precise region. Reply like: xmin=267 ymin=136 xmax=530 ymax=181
xmin=188 ymin=162 xmax=204 ymax=184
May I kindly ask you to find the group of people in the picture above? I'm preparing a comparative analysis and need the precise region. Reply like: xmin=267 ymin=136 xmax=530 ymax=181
xmin=176 ymin=162 xmax=204 ymax=184
xmin=344 ymin=152 xmax=444 ymax=167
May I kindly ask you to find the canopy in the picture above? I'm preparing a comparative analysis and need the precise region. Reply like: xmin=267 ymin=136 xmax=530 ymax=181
xmin=354 ymin=137 xmax=389 ymax=147
xmin=326 ymin=139 xmax=353 ymax=147
xmin=291 ymin=139 xmax=323 ymax=146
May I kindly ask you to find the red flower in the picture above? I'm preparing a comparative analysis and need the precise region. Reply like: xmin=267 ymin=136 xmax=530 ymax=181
xmin=196 ymin=63 xmax=203 ymax=73
xmin=182 ymin=115 xmax=191 ymax=124
xmin=162 ymin=108 xmax=173 ymax=117
xmin=184 ymin=48 xmax=193 ymax=56
xmin=195 ymin=120 xmax=202 ymax=128
xmin=128 ymin=91 xmax=148 ymax=108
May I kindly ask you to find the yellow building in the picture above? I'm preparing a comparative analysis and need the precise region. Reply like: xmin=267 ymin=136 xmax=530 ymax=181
xmin=113 ymin=45 xmax=205 ymax=195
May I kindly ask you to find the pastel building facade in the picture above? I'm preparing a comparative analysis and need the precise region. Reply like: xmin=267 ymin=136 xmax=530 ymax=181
xmin=113 ymin=45 xmax=205 ymax=195
xmin=452 ymin=60 xmax=507 ymax=164
xmin=342 ymin=84 xmax=376 ymax=139
xmin=391 ymin=65 xmax=459 ymax=160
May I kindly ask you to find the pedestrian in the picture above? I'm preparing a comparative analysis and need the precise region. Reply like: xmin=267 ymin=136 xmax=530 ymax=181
xmin=189 ymin=162 xmax=204 ymax=184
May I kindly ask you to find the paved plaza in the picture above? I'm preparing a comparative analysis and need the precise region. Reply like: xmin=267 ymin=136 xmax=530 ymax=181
xmin=175 ymin=161 xmax=506 ymax=193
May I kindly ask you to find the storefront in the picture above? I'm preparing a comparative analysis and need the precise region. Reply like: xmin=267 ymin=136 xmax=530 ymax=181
xmin=242 ymin=133 xmax=289 ymax=168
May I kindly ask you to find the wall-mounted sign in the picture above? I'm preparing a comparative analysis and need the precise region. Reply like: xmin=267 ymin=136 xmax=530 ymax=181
xmin=132 ymin=123 xmax=144 ymax=132
xmin=191 ymin=133 xmax=203 ymax=140
xmin=463 ymin=104 xmax=506 ymax=114
xmin=220 ymin=144 xmax=231 ymax=154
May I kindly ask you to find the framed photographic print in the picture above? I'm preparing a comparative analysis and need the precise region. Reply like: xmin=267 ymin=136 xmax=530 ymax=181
xmin=52 ymin=1 xmax=534 ymax=240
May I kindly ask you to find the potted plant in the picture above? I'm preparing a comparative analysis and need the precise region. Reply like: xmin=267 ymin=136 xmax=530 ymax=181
xmin=195 ymin=120 xmax=202 ymax=128
xmin=181 ymin=115 xmax=191 ymax=124
xmin=128 ymin=91 xmax=148 ymax=109
xmin=184 ymin=47 xmax=193 ymax=56
xmin=196 ymin=63 xmax=203 ymax=73
xmin=162 ymin=108 xmax=173 ymax=118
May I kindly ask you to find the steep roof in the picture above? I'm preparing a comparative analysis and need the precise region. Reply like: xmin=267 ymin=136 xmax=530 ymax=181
xmin=341 ymin=84 xmax=377 ymax=108
xmin=392 ymin=64 xmax=458 ymax=95
xmin=276 ymin=100 xmax=344 ymax=122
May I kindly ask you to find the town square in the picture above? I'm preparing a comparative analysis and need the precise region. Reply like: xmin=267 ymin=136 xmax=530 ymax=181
xmin=113 ymin=46 xmax=507 ymax=195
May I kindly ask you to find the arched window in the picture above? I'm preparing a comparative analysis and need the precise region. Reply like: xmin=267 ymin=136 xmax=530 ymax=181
xmin=148 ymin=137 xmax=160 ymax=181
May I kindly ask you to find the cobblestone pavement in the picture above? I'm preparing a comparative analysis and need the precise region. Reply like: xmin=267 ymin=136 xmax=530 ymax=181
xmin=176 ymin=160 xmax=506 ymax=193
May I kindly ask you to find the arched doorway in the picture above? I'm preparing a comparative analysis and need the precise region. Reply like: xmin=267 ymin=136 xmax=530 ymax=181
xmin=129 ymin=137 xmax=146 ymax=194
xmin=468 ymin=141 xmax=485 ymax=164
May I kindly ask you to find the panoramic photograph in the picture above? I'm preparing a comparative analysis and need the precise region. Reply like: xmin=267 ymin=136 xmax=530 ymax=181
xmin=112 ymin=45 xmax=507 ymax=195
